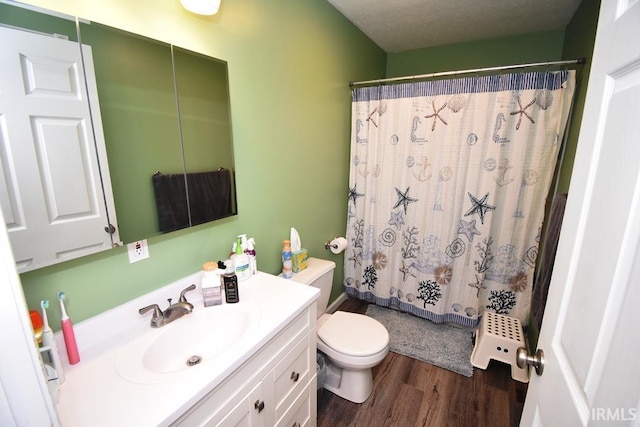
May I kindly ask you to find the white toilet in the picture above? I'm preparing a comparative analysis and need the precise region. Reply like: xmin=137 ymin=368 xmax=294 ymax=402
xmin=290 ymin=257 xmax=389 ymax=403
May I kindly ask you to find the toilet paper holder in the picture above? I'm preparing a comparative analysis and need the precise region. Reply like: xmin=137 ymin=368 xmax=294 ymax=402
xmin=324 ymin=236 xmax=348 ymax=254
xmin=324 ymin=237 xmax=340 ymax=251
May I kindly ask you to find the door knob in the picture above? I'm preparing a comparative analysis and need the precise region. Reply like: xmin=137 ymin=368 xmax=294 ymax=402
xmin=516 ymin=347 xmax=545 ymax=376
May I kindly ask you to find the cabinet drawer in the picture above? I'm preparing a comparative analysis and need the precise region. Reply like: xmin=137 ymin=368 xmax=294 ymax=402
xmin=274 ymin=333 xmax=310 ymax=419
xmin=276 ymin=385 xmax=310 ymax=427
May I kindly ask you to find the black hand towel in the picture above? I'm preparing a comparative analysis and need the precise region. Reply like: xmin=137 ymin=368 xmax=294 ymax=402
xmin=152 ymin=169 xmax=232 ymax=233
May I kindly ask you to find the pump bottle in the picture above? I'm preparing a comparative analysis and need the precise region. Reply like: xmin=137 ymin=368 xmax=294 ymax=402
xmin=231 ymin=236 xmax=251 ymax=281
xmin=246 ymin=238 xmax=257 ymax=275
xmin=223 ymin=262 xmax=239 ymax=303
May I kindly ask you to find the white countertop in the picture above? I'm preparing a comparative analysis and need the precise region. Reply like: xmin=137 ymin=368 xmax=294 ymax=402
xmin=53 ymin=271 xmax=319 ymax=427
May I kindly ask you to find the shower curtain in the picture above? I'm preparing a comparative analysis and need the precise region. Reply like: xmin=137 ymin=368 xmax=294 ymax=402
xmin=344 ymin=70 xmax=575 ymax=328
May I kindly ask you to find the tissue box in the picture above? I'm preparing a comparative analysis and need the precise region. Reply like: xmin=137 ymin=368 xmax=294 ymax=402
xmin=292 ymin=249 xmax=308 ymax=273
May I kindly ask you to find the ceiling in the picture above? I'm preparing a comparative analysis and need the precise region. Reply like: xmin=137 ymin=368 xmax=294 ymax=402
xmin=326 ymin=0 xmax=583 ymax=53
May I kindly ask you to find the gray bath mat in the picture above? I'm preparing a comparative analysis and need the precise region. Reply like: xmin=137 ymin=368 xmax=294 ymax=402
xmin=365 ymin=304 xmax=474 ymax=377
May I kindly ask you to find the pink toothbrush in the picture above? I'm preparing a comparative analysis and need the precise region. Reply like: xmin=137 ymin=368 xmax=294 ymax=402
xmin=57 ymin=291 xmax=80 ymax=365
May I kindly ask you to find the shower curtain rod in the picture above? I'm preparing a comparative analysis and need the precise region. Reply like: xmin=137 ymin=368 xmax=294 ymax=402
xmin=349 ymin=57 xmax=586 ymax=88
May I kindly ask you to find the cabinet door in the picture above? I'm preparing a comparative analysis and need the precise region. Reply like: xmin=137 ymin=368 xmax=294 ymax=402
xmin=213 ymin=379 xmax=274 ymax=427
xmin=213 ymin=388 xmax=253 ymax=427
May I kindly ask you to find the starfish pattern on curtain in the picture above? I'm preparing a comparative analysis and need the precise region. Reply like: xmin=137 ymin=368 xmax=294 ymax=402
xmin=344 ymin=71 xmax=576 ymax=327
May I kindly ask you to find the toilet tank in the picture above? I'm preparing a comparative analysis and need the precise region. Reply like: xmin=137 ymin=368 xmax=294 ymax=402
xmin=290 ymin=257 xmax=335 ymax=316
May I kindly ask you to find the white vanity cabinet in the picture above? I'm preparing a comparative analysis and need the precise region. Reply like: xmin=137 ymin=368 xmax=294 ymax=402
xmin=53 ymin=273 xmax=319 ymax=427
xmin=173 ymin=305 xmax=318 ymax=427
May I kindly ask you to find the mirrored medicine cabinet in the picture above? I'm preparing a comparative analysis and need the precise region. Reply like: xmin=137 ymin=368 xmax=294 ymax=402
xmin=0 ymin=1 xmax=237 ymax=273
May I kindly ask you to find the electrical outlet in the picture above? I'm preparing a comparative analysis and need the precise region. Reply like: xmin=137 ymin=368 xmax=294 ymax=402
xmin=127 ymin=239 xmax=149 ymax=263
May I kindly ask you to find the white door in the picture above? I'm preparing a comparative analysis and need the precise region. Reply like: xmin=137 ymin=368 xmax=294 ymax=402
xmin=0 ymin=25 xmax=119 ymax=272
xmin=520 ymin=1 xmax=640 ymax=425
xmin=0 ymin=208 xmax=59 ymax=425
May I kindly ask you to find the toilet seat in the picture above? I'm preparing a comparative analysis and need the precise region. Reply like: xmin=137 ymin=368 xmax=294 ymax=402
xmin=318 ymin=311 xmax=389 ymax=357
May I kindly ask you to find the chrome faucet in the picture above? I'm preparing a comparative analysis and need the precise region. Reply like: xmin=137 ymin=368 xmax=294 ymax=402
xmin=139 ymin=284 xmax=196 ymax=328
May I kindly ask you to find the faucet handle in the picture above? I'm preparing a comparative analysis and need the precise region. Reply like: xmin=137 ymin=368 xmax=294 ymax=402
xmin=139 ymin=304 xmax=163 ymax=327
xmin=179 ymin=284 xmax=197 ymax=305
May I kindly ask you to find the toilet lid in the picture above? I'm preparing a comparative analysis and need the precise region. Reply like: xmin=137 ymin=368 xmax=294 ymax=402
xmin=318 ymin=311 xmax=389 ymax=357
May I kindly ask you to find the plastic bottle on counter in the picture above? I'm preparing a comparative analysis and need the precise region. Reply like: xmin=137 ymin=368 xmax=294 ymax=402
xmin=223 ymin=261 xmax=239 ymax=303
xmin=232 ymin=236 xmax=251 ymax=282
xmin=246 ymin=237 xmax=257 ymax=275
xmin=282 ymin=240 xmax=293 ymax=279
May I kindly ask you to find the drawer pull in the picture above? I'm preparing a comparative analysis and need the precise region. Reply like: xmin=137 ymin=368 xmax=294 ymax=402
xmin=292 ymin=422 xmax=301 ymax=427
xmin=254 ymin=400 xmax=265 ymax=413
xmin=290 ymin=371 xmax=300 ymax=382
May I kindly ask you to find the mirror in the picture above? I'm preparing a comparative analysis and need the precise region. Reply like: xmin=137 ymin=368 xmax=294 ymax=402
xmin=80 ymin=21 xmax=237 ymax=243
xmin=172 ymin=46 xmax=236 ymax=228
xmin=0 ymin=2 xmax=237 ymax=269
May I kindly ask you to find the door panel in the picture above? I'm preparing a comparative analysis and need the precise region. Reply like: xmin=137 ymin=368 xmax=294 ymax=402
xmin=33 ymin=117 xmax=96 ymax=220
xmin=521 ymin=1 xmax=640 ymax=425
xmin=0 ymin=25 xmax=118 ymax=272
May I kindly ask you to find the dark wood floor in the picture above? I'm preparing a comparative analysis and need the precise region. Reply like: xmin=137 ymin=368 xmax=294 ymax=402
xmin=317 ymin=297 xmax=527 ymax=427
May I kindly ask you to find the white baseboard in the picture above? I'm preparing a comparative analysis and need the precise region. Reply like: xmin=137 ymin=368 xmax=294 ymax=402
xmin=326 ymin=292 xmax=348 ymax=313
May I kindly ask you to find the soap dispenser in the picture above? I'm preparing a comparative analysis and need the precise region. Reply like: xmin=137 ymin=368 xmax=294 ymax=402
xmin=232 ymin=237 xmax=251 ymax=282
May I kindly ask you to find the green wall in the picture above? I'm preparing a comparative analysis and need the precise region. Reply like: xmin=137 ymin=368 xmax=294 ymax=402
xmin=18 ymin=0 xmax=386 ymax=330
xmin=16 ymin=0 xmax=600 ymax=335
xmin=557 ymin=0 xmax=602 ymax=193
xmin=386 ymin=29 xmax=565 ymax=77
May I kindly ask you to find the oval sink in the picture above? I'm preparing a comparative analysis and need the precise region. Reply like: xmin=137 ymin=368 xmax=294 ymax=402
xmin=114 ymin=302 xmax=260 ymax=384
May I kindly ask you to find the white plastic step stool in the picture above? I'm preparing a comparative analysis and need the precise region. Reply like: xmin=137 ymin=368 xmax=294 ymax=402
xmin=470 ymin=311 xmax=529 ymax=383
